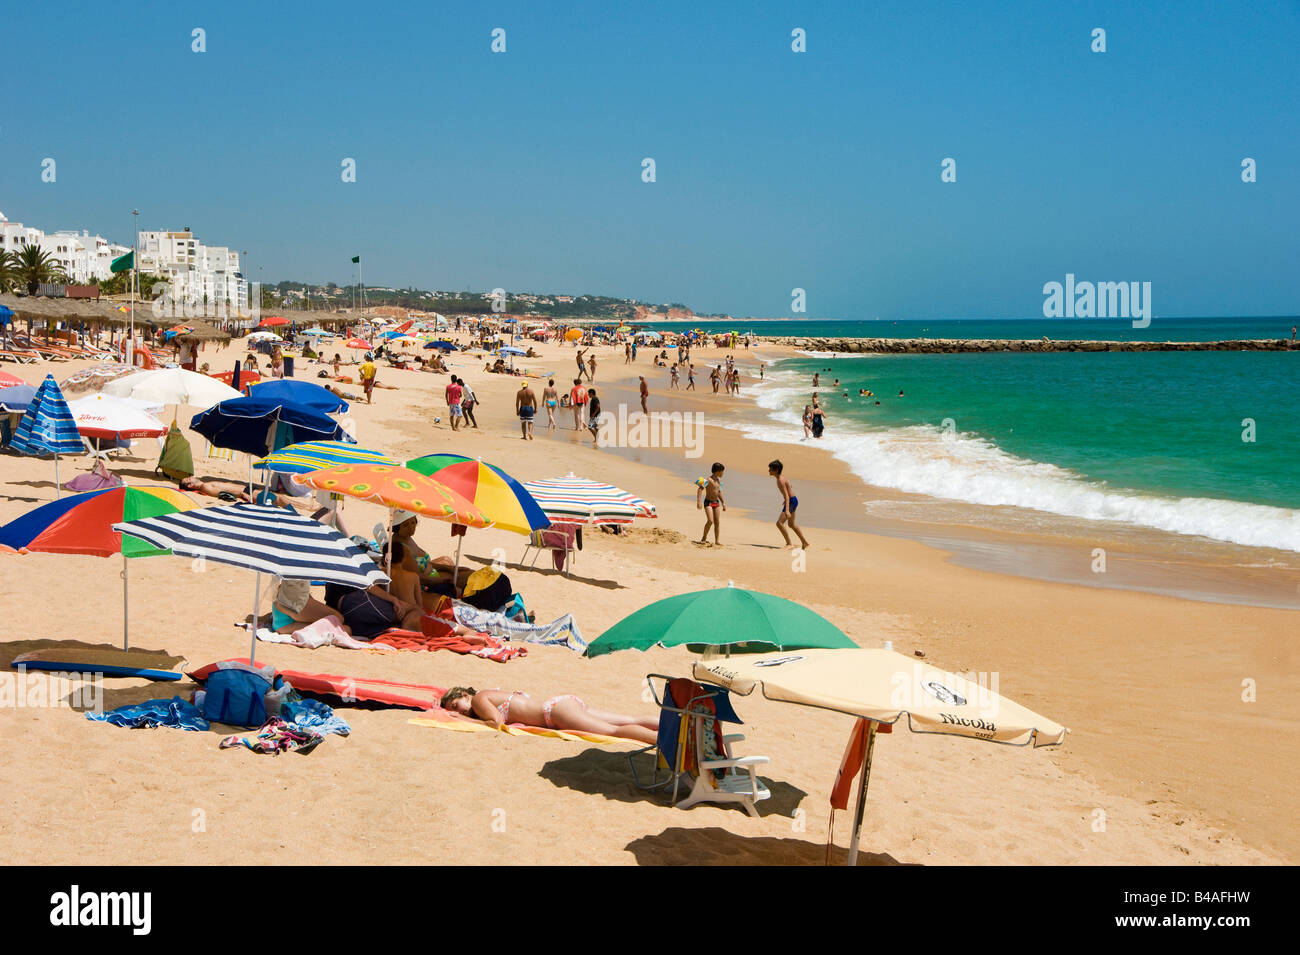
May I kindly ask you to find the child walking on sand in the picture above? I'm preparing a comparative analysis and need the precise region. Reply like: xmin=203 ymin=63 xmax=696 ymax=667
xmin=768 ymin=459 xmax=810 ymax=550
xmin=696 ymin=462 xmax=726 ymax=545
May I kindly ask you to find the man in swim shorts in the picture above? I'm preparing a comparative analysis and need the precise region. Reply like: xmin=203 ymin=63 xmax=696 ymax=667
xmin=768 ymin=459 xmax=810 ymax=550
xmin=516 ymin=381 xmax=537 ymax=440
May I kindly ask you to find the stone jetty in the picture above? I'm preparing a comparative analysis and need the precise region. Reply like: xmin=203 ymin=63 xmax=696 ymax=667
xmin=761 ymin=337 xmax=1298 ymax=353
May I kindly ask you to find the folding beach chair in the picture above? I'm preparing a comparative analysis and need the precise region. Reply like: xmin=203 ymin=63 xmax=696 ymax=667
xmin=520 ymin=524 xmax=577 ymax=576
xmin=629 ymin=674 xmax=771 ymax=817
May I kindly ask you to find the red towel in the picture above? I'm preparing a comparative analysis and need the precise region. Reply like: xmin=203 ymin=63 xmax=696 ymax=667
xmin=371 ymin=625 xmax=527 ymax=663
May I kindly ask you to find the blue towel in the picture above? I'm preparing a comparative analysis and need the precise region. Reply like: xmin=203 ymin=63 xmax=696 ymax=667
xmin=281 ymin=698 xmax=350 ymax=737
xmin=87 ymin=696 xmax=210 ymax=732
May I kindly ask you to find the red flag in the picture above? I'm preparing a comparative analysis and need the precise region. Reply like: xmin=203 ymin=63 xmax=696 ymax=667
xmin=830 ymin=719 xmax=869 ymax=811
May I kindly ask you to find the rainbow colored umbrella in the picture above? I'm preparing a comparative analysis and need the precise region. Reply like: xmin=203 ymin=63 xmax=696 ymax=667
xmin=0 ymin=485 xmax=198 ymax=648
xmin=405 ymin=453 xmax=549 ymax=536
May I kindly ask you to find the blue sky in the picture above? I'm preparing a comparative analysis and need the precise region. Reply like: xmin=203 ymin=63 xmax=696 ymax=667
xmin=3 ymin=0 xmax=1297 ymax=319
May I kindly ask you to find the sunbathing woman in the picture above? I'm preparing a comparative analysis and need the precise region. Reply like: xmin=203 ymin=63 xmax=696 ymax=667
xmin=439 ymin=686 xmax=660 ymax=744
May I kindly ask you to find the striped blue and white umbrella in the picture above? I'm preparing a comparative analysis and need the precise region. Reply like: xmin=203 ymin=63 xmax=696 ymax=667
xmin=115 ymin=503 xmax=388 ymax=662
xmin=253 ymin=440 xmax=396 ymax=475
xmin=10 ymin=374 xmax=85 ymax=499
xmin=523 ymin=474 xmax=657 ymax=525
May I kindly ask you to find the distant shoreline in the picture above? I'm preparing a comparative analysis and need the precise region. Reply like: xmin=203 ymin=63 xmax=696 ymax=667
xmin=756 ymin=336 xmax=1299 ymax=353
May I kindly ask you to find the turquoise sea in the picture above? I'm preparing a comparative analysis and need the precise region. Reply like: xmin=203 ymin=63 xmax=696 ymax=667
xmin=644 ymin=319 xmax=1300 ymax=552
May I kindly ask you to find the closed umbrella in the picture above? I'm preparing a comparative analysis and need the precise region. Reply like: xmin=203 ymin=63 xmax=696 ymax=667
xmin=10 ymin=374 xmax=85 ymax=498
xmin=693 ymin=648 xmax=1067 ymax=865
xmin=114 ymin=502 xmax=390 ymax=661
xmin=584 ymin=584 xmax=858 ymax=658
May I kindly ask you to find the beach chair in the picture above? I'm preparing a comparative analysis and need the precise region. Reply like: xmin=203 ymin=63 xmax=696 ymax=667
xmin=205 ymin=440 xmax=235 ymax=461
xmin=630 ymin=674 xmax=771 ymax=817
xmin=520 ymin=524 xmax=577 ymax=576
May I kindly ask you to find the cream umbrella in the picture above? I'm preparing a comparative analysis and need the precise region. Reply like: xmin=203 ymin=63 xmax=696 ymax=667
xmin=693 ymin=647 xmax=1066 ymax=865
xmin=104 ymin=367 xmax=242 ymax=409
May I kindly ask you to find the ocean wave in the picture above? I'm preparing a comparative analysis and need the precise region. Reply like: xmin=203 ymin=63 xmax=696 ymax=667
xmin=726 ymin=391 xmax=1300 ymax=553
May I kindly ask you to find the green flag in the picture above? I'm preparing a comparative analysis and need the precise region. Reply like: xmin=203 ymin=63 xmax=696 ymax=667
xmin=351 ymin=255 xmax=360 ymax=263
xmin=110 ymin=251 xmax=134 ymax=273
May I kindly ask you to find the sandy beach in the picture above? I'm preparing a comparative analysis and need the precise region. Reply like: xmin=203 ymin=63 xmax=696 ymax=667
xmin=0 ymin=336 xmax=1294 ymax=866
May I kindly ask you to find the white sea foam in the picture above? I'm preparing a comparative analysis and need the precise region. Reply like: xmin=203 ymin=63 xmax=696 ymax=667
xmin=736 ymin=372 xmax=1300 ymax=553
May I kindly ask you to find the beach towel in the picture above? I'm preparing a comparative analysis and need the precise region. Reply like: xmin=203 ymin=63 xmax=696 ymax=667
xmin=409 ymin=712 xmax=640 ymax=746
xmin=219 ymin=697 xmax=350 ymax=754
xmin=64 ymin=458 xmax=123 ymax=493
xmin=450 ymin=601 xmax=587 ymax=652
xmin=87 ymin=696 xmax=210 ymax=732
xmin=369 ymin=628 xmax=527 ymax=663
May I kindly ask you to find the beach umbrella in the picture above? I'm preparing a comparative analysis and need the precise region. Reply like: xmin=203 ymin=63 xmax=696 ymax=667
xmin=523 ymin=474 xmax=656 ymax=525
xmin=345 ymin=338 xmax=371 ymax=350
xmin=58 ymin=363 xmax=139 ymax=395
xmin=564 ymin=329 xmax=583 ymax=342
xmin=248 ymin=379 xmax=348 ymax=414
xmin=584 ymin=584 xmax=858 ymax=658
xmin=104 ymin=368 xmax=242 ymax=409
xmin=247 ymin=331 xmax=282 ymax=342
xmin=10 ymin=374 xmax=85 ymax=498
xmin=300 ymin=328 xmax=332 ymax=338
xmin=404 ymin=454 xmax=548 ymax=535
xmin=424 ymin=340 xmax=458 ymax=351
xmin=0 ymin=485 xmax=197 ymax=648
xmin=0 ymin=384 xmax=36 ymax=413
xmin=500 ymin=346 xmax=526 ymax=356
xmin=68 ymin=393 xmax=167 ymax=441
xmin=692 ymin=648 xmax=1067 ymax=865
xmin=114 ymin=503 xmax=390 ymax=662
xmin=191 ymin=397 xmax=354 ymax=458
xmin=258 ymin=316 xmax=290 ymax=327
xmin=254 ymin=440 xmax=396 ymax=475
xmin=0 ymin=370 xmax=26 ymax=388
xmin=293 ymin=464 xmax=492 ymax=529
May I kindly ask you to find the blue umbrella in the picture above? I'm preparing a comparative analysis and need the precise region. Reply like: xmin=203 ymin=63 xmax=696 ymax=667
xmin=500 ymin=346 xmax=527 ymax=356
xmin=0 ymin=384 xmax=36 ymax=413
xmin=191 ymin=397 xmax=354 ymax=458
xmin=10 ymin=374 xmax=85 ymax=498
xmin=0 ymin=304 xmax=14 ymax=325
xmin=424 ymin=340 xmax=459 ymax=351
xmin=248 ymin=379 xmax=349 ymax=414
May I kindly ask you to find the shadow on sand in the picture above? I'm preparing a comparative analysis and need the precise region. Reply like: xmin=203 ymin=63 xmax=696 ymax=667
xmin=623 ymin=826 xmax=912 ymax=866
xmin=538 ymin=747 xmax=808 ymax=818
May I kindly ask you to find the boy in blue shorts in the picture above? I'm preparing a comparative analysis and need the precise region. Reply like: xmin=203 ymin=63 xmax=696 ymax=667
xmin=769 ymin=459 xmax=809 ymax=550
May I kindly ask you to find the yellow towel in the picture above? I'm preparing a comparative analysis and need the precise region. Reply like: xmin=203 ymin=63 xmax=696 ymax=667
xmin=408 ymin=716 xmax=639 ymax=746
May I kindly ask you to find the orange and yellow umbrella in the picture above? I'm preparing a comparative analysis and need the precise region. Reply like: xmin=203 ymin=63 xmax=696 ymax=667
xmin=293 ymin=464 xmax=492 ymax=529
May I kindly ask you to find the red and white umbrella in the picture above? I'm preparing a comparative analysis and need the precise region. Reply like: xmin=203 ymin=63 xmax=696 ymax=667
xmin=345 ymin=338 xmax=372 ymax=350
xmin=522 ymin=474 xmax=657 ymax=525
xmin=67 ymin=393 xmax=167 ymax=440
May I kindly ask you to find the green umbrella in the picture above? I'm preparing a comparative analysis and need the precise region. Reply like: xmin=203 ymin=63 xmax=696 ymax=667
xmin=584 ymin=584 xmax=858 ymax=658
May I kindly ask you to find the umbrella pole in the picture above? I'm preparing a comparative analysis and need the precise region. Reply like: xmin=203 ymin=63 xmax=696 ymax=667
xmin=451 ymin=533 xmax=464 ymax=593
xmin=384 ymin=509 xmax=393 ymax=592
xmin=122 ymin=552 xmax=129 ymax=650
xmin=250 ymin=571 xmax=262 ymax=663
xmin=54 ymin=452 xmax=61 ymax=500
xmin=846 ymin=719 xmax=879 ymax=866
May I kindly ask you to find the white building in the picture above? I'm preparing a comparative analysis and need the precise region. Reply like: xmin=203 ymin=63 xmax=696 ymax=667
xmin=0 ymin=211 xmax=129 ymax=284
xmin=138 ymin=228 xmax=248 ymax=311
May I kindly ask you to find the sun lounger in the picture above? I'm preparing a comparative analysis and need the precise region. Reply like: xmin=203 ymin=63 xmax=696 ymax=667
xmin=630 ymin=674 xmax=771 ymax=817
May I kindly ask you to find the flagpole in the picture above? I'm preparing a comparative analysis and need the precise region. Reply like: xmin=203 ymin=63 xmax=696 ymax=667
xmin=130 ymin=209 xmax=139 ymax=365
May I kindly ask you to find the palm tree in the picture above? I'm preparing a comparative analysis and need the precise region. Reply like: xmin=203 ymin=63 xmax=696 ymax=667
xmin=0 ymin=249 xmax=19 ymax=293
xmin=13 ymin=243 xmax=68 ymax=295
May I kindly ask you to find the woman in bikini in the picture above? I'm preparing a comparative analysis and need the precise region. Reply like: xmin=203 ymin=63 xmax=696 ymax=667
xmin=439 ymin=687 xmax=659 ymax=744
xmin=542 ymin=379 xmax=559 ymax=430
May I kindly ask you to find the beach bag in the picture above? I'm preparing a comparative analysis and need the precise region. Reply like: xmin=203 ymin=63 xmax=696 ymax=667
xmin=191 ymin=662 xmax=285 ymax=728
xmin=155 ymin=422 xmax=195 ymax=482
